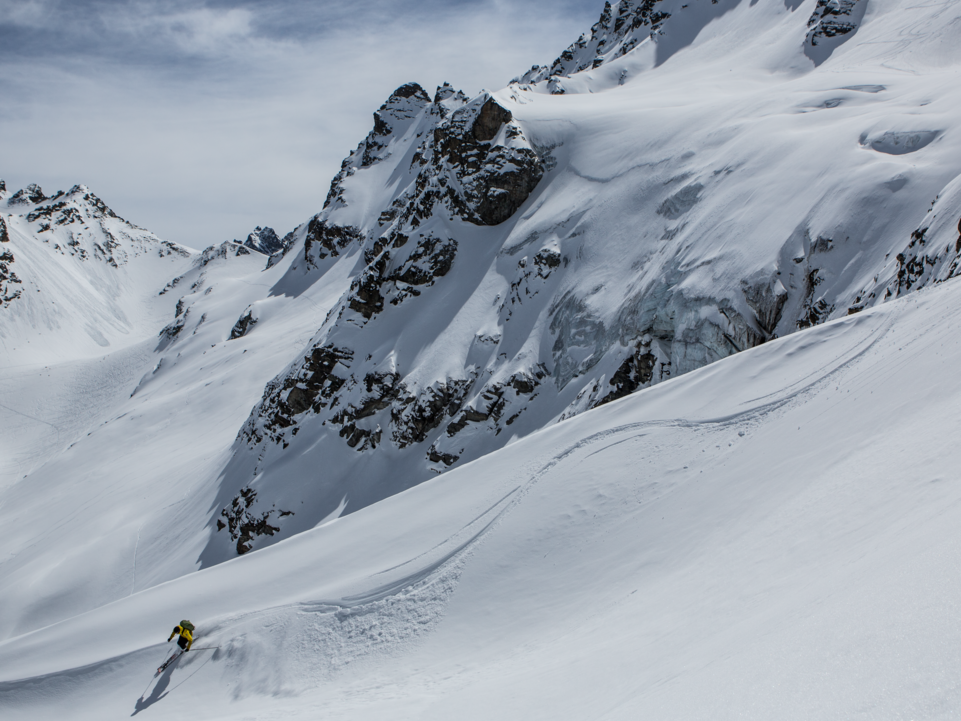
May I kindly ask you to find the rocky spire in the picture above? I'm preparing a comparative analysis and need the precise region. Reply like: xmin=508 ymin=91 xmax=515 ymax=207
xmin=242 ymin=226 xmax=286 ymax=256
xmin=514 ymin=0 xmax=670 ymax=87
xmin=8 ymin=183 xmax=47 ymax=206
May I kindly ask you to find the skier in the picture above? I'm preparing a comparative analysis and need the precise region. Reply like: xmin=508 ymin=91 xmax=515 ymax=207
xmin=157 ymin=620 xmax=196 ymax=673
xmin=167 ymin=620 xmax=195 ymax=652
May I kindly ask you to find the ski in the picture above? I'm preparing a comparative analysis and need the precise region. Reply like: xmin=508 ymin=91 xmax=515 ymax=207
xmin=157 ymin=651 xmax=182 ymax=674
xmin=155 ymin=645 xmax=217 ymax=674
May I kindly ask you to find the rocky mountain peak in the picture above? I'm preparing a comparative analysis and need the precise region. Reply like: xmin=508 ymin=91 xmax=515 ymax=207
xmin=8 ymin=183 xmax=48 ymax=206
xmin=433 ymin=82 xmax=469 ymax=105
xmin=241 ymin=226 xmax=286 ymax=256
xmin=470 ymin=96 xmax=513 ymax=143
xmin=514 ymin=0 xmax=670 ymax=87
xmin=363 ymin=82 xmax=432 ymax=168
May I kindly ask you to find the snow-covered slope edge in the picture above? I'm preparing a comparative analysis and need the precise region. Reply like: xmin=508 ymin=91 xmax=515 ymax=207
xmin=205 ymin=0 xmax=961 ymax=559
xmin=3 ymin=270 xmax=961 ymax=720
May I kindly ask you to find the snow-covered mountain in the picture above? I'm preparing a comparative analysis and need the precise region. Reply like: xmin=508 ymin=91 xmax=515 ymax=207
xmin=238 ymin=226 xmax=292 ymax=257
xmin=202 ymin=0 xmax=961 ymax=560
xmin=0 ymin=182 xmax=193 ymax=362
xmin=5 ymin=243 xmax=961 ymax=721
xmin=2 ymin=0 xmax=961 ymax=717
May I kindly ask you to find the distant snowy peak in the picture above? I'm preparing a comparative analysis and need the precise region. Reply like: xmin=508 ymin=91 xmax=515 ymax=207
xmin=2 ymin=182 xmax=188 ymax=271
xmin=1 ymin=181 xmax=196 ymax=360
xmin=7 ymin=182 xmax=48 ymax=206
xmin=515 ymin=0 xmax=869 ymax=91
xmin=241 ymin=226 xmax=289 ymax=256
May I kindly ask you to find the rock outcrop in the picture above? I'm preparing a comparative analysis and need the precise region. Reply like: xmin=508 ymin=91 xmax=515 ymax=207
xmin=0 ymin=215 xmax=21 ymax=307
xmin=804 ymin=0 xmax=868 ymax=64
xmin=515 ymin=0 xmax=671 ymax=88
xmin=242 ymin=226 xmax=289 ymax=256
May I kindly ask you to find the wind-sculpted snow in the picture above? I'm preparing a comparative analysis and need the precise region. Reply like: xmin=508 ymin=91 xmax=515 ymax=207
xmin=515 ymin=0 xmax=873 ymax=94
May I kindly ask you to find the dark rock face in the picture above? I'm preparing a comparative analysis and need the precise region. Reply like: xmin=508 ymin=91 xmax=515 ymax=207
xmin=322 ymin=85 xmax=542 ymax=232
xmin=229 ymin=306 xmax=258 ymax=340
xmin=393 ymin=379 xmax=473 ymax=448
xmin=0 ymin=216 xmax=22 ymax=307
xmin=876 ymin=213 xmax=961 ymax=301
xmin=199 ymin=241 xmax=252 ymax=268
xmin=157 ymin=304 xmax=188 ymax=346
xmin=433 ymin=95 xmax=544 ymax=226
xmin=804 ymin=0 xmax=868 ymax=64
xmin=218 ymin=487 xmax=292 ymax=555
xmin=895 ymin=227 xmax=931 ymax=294
xmin=244 ymin=344 xmax=355 ymax=446
xmin=806 ymin=0 xmax=864 ymax=44
xmin=242 ymin=226 xmax=286 ymax=256
xmin=472 ymin=97 xmax=513 ymax=142
xmin=743 ymin=278 xmax=788 ymax=338
xmin=8 ymin=184 xmax=47 ymax=206
xmin=346 ymin=232 xmax=457 ymax=319
xmin=325 ymin=90 xmax=542 ymax=324
xmin=595 ymin=344 xmax=656 ymax=408
xmin=361 ymin=83 xmax=432 ymax=169
xmin=304 ymin=219 xmax=364 ymax=267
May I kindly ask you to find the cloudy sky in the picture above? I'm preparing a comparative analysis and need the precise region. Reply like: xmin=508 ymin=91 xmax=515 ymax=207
xmin=0 ymin=0 xmax=599 ymax=249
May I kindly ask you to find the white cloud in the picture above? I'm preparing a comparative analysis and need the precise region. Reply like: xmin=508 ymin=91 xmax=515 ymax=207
xmin=0 ymin=1 xmax=601 ymax=249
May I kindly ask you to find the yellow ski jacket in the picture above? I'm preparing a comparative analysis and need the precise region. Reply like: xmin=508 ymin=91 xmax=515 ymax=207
xmin=168 ymin=624 xmax=194 ymax=650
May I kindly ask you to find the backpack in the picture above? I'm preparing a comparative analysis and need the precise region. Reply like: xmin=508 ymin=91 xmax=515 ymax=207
xmin=180 ymin=620 xmax=195 ymax=633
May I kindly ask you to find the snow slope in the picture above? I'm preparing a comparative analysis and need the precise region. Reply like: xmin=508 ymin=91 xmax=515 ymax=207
xmin=0 ymin=187 xmax=354 ymax=638
xmin=2 ymin=0 xmax=961 ymax=715
xmin=2 ymin=257 xmax=961 ymax=720
xmin=0 ymin=243 xmax=357 ymax=640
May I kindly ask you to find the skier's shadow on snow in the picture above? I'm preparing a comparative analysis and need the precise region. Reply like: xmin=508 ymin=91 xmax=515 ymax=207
xmin=132 ymin=651 xmax=215 ymax=716
xmin=131 ymin=664 xmax=174 ymax=715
